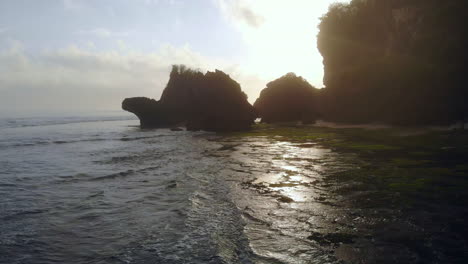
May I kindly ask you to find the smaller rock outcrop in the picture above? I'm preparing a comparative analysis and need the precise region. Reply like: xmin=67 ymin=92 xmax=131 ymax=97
xmin=122 ymin=65 xmax=257 ymax=131
xmin=253 ymin=73 xmax=319 ymax=124
xmin=122 ymin=97 xmax=175 ymax=128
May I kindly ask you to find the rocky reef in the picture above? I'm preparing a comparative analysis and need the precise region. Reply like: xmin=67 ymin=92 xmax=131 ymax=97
xmin=254 ymin=73 xmax=319 ymax=124
xmin=122 ymin=65 xmax=256 ymax=131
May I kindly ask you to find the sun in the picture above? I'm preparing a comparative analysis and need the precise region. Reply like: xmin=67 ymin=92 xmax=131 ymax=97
xmin=227 ymin=0 xmax=350 ymax=88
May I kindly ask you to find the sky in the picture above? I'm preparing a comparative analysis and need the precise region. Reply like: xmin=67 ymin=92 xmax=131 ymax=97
xmin=0 ymin=0 xmax=349 ymax=116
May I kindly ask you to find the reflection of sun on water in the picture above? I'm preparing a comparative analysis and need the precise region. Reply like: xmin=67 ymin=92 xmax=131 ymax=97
xmin=254 ymin=140 xmax=330 ymax=203
xmin=280 ymin=165 xmax=299 ymax=172
xmin=274 ymin=168 xmax=309 ymax=202
xmin=288 ymin=175 xmax=303 ymax=182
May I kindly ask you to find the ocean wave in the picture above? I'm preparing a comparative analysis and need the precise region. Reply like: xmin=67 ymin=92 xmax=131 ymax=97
xmin=54 ymin=166 xmax=162 ymax=185
xmin=0 ymin=138 xmax=108 ymax=149
xmin=90 ymin=166 xmax=162 ymax=181
xmin=0 ymin=115 xmax=137 ymax=129
xmin=1 ymin=209 xmax=49 ymax=221
xmin=90 ymin=170 xmax=136 ymax=181
xmin=0 ymin=134 xmax=169 ymax=149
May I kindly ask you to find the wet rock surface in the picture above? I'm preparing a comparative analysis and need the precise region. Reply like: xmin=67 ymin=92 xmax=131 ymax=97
xmin=204 ymin=134 xmax=468 ymax=264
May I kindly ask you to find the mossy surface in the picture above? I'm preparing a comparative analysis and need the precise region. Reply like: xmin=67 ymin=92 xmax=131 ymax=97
xmin=225 ymin=123 xmax=468 ymax=207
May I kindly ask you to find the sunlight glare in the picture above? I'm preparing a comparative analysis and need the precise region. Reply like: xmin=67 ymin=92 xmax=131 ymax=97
xmin=225 ymin=0 xmax=350 ymax=88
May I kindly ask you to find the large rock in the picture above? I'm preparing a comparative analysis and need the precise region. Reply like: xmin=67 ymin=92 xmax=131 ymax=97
xmin=122 ymin=65 xmax=257 ymax=131
xmin=317 ymin=0 xmax=468 ymax=125
xmin=254 ymin=73 xmax=319 ymax=124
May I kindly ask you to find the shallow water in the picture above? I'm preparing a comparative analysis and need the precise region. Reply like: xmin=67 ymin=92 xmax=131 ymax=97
xmin=0 ymin=116 xmax=466 ymax=263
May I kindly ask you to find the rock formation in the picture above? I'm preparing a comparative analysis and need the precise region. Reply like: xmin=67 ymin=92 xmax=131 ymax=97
xmin=122 ymin=65 xmax=257 ymax=131
xmin=254 ymin=73 xmax=319 ymax=124
xmin=317 ymin=0 xmax=467 ymax=125
xmin=122 ymin=97 xmax=174 ymax=128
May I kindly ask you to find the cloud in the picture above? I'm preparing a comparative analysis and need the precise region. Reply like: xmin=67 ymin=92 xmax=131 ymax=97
xmin=214 ymin=0 xmax=348 ymax=87
xmin=0 ymin=27 xmax=8 ymax=34
xmin=140 ymin=0 xmax=183 ymax=8
xmin=62 ymin=0 xmax=85 ymax=10
xmin=215 ymin=0 xmax=265 ymax=28
xmin=237 ymin=6 xmax=265 ymax=27
xmin=0 ymin=41 xmax=265 ymax=114
xmin=76 ymin=28 xmax=131 ymax=38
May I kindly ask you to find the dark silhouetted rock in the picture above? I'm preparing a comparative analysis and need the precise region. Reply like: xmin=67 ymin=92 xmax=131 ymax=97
xmin=121 ymin=97 xmax=175 ymax=128
xmin=254 ymin=73 xmax=319 ymax=124
xmin=122 ymin=65 xmax=256 ymax=131
xmin=317 ymin=0 xmax=468 ymax=125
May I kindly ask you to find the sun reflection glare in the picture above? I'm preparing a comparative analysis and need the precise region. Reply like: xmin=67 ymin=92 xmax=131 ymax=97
xmin=251 ymin=140 xmax=331 ymax=203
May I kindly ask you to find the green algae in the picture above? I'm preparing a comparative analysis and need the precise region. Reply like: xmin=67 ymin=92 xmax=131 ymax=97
xmin=228 ymin=123 xmax=337 ymax=142
xmin=308 ymin=231 xmax=357 ymax=246
xmin=331 ymin=142 xmax=400 ymax=151
xmin=392 ymin=158 xmax=430 ymax=167
xmin=225 ymin=123 xmax=468 ymax=207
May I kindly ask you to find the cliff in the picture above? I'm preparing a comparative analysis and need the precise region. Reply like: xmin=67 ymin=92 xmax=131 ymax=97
xmin=317 ymin=0 xmax=467 ymax=125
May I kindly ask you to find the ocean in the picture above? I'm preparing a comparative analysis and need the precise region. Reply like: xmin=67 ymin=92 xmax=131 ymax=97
xmin=0 ymin=114 xmax=302 ymax=263
xmin=0 ymin=114 xmax=465 ymax=263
